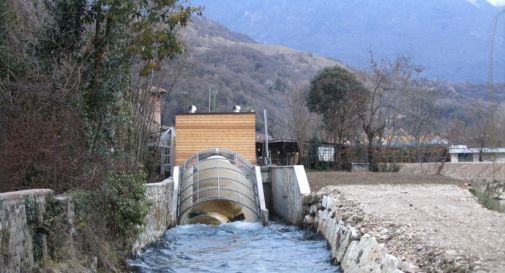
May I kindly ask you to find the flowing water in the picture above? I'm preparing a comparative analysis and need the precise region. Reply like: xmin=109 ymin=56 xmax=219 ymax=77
xmin=129 ymin=222 xmax=342 ymax=273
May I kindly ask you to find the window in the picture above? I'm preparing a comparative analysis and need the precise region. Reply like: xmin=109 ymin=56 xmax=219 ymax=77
xmin=318 ymin=145 xmax=335 ymax=162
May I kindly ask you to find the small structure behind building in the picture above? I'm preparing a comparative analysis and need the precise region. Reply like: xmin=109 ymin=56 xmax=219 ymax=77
xmin=449 ymin=145 xmax=505 ymax=163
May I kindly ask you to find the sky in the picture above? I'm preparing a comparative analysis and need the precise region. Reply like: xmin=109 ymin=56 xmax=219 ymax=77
xmin=487 ymin=0 xmax=505 ymax=6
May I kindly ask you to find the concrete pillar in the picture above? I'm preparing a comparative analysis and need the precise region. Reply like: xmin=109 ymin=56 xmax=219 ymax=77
xmin=450 ymin=154 xmax=458 ymax=163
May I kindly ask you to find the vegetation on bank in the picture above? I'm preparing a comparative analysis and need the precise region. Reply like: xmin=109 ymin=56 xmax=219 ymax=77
xmin=0 ymin=0 xmax=199 ymax=271
xmin=470 ymin=182 xmax=505 ymax=213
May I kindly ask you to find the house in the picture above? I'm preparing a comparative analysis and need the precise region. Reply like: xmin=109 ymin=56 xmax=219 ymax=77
xmin=255 ymin=137 xmax=349 ymax=168
xmin=449 ymin=145 xmax=505 ymax=163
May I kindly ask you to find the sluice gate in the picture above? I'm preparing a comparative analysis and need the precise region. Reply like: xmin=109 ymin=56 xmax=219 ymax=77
xmin=176 ymin=148 xmax=267 ymax=225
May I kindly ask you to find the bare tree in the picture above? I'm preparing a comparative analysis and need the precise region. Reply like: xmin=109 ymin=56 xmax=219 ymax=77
xmin=359 ymin=54 xmax=422 ymax=170
xmin=284 ymin=84 xmax=314 ymax=164
xmin=403 ymin=80 xmax=440 ymax=145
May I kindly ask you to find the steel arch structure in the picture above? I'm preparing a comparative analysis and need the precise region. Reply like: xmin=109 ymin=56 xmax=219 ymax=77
xmin=177 ymin=148 xmax=261 ymax=224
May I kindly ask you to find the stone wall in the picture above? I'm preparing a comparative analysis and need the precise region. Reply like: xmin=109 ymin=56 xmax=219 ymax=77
xmin=270 ymin=166 xmax=311 ymax=225
xmin=0 ymin=189 xmax=53 ymax=273
xmin=132 ymin=178 xmax=175 ymax=254
xmin=304 ymin=195 xmax=404 ymax=273
xmin=0 ymin=179 xmax=176 ymax=272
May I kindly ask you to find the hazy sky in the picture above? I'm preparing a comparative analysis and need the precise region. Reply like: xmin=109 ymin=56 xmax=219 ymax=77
xmin=487 ymin=0 xmax=505 ymax=6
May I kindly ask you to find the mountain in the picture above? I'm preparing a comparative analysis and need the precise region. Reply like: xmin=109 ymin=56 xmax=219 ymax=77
xmin=191 ymin=0 xmax=505 ymax=82
xmin=159 ymin=17 xmax=504 ymax=139
xmin=160 ymin=17 xmax=342 ymax=132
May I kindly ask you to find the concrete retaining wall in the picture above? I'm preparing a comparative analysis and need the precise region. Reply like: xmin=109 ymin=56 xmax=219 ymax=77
xmin=304 ymin=195 xmax=404 ymax=273
xmin=0 ymin=189 xmax=53 ymax=273
xmin=270 ymin=165 xmax=310 ymax=225
xmin=132 ymin=178 xmax=175 ymax=254
xmin=399 ymin=162 xmax=505 ymax=180
xmin=0 ymin=178 xmax=176 ymax=272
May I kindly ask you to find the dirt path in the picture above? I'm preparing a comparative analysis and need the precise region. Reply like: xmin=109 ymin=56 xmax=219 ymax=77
xmin=316 ymin=182 xmax=505 ymax=272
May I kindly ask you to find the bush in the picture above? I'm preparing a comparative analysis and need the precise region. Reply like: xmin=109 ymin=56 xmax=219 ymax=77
xmin=470 ymin=187 xmax=504 ymax=213
xmin=71 ymin=170 xmax=149 ymax=271
xmin=103 ymin=171 xmax=149 ymax=243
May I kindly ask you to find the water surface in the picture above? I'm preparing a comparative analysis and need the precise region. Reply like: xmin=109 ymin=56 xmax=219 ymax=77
xmin=129 ymin=222 xmax=341 ymax=273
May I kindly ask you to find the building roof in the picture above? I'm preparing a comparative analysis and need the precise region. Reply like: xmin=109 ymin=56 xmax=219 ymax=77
xmin=449 ymin=145 xmax=505 ymax=154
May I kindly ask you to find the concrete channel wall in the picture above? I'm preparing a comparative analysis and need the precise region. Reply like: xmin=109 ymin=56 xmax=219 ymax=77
xmin=132 ymin=178 xmax=175 ymax=254
xmin=267 ymin=165 xmax=404 ymax=272
xmin=0 ymin=178 xmax=176 ymax=273
xmin=270 ymin=166 xmax=311 ymax=225
xmin=399 ymin=162 xmax=505 ymax=180
xmin=304 ymin=195 xmax=404 ymax=273
xmin=0 ymin=189 xmax=54 ymax=273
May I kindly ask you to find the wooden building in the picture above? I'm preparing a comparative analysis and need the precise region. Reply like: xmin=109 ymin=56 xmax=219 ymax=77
xmin=175 ymin=113 xmax=256 ymax=165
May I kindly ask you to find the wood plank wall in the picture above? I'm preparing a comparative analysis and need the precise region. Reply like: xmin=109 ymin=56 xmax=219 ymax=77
xmin=175 ymin=113 xmax=256 ymax=165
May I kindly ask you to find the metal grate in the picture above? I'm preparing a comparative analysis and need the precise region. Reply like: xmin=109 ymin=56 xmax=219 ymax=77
xmin=178 ymin=148 xmax=261 ymax=222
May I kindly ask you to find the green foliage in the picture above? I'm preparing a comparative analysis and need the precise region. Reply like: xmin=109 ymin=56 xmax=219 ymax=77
xmin=0 ymin=1 xmax=24 ymax=81
xmin=1 ymin=224 xmax=10 ymax=262
xmin=42 ymin=196 xmax=72 ymax=262
xmin=307 ymin=66 xmax=367 ymax=118
xmin=103 ymin=171 xmax=149 ymax=242
xmin=37 ymin=0 xmax=89 ymax=61
xmin=1 ymin=0 xmax=197 ymax=270
xmin=470 ymin=188 xmax=504 ymax=213
xmin=307 ymin=66 xmax=368 ymax=143
xmin=70 ymin=170 xmax=149 ymax=271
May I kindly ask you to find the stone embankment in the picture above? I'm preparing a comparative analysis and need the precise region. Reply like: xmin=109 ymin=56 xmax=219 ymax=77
xmin=132 ymin=178 xmax=175 ymax=254
xmin=303 ymin=193 xmax=407 ymax=273
xmin=305 ymin=183 xmax=505 ymax=273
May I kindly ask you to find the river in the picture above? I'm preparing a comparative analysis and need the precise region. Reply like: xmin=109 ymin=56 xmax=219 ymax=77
xmin=129 ymin=222 xmax=341 ymax=273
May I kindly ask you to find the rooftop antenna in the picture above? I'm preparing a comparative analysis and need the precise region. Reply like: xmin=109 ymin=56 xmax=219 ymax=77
xmin=213 ymin=90 xmax=218 ymax=112
xmin=262 ymin=109 xmax=271 ymax=165
xmin=208 ymin=88 xmax=211 ymax=112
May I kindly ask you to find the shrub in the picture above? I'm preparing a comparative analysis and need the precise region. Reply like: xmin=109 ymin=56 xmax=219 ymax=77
xmin=470 ymin=187 xmax=504 ymax=213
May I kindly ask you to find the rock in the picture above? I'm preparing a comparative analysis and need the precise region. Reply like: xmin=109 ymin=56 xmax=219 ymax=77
xmin=399 ymin=261 xmax=420 ymax=272
xmin=304 ymin=215 xmax=314 ymax=225
xmin=309 ymin=204 xmax=318 ymax=215
xmin=445 ymin=249 xmax=457 ymax=257
xmin=322 ymin=195 xmax=329 ymax=208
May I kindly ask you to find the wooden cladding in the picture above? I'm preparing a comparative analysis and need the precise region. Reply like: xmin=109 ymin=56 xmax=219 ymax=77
xmin=175 ymin=113 xmax=256 ymax=165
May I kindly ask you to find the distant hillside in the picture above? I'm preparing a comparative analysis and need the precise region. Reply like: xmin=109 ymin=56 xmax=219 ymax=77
xmin=160 ymin=17 xmax=343 ymax=132
xmin=192 ymin=0 xmax=505 ymax=82
xmin=159 ymin=17 xmax=505 ymax=140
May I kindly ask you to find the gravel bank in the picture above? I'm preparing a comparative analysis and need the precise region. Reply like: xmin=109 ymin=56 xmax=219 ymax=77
xmin=317 ymin=184 xmax=505 ymax=272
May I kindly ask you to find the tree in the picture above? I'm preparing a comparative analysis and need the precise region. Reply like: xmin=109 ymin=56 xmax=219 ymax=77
xmin=0 ymin=1 xmax=200 ymax=270
xmin=402 ymin=80 xmax=440 ymax=145
xmin=307 ymin=66 xmax=368 ymax=144
xmin=359 ymin=55 xmax=422 ymax=170
xmin=284 ymin=84 xmax=315 ymax=164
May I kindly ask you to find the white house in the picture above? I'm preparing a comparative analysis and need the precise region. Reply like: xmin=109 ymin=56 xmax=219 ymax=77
xmin=449 ymin=145 xmax=505 ymax=163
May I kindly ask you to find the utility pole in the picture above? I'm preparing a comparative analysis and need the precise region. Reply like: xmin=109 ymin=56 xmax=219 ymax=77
xmin=213 ymin=90 xmax=218 ymax=112
xmin=488 ymin=9 xmax=505 ymax=179
xmin=208 ymin=88 xmax=211 ymax=112
xmin=263 ymin=109 xmax=271 ymax=165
